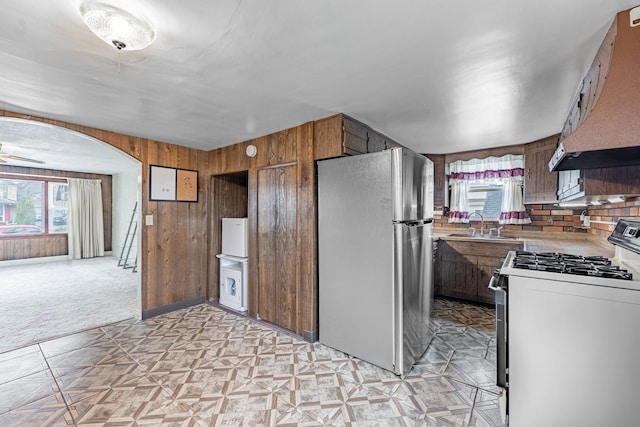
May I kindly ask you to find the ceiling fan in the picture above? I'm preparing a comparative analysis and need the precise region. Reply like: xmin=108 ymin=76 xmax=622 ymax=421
xmin=0 ymin=143 xmax=45 ymax=164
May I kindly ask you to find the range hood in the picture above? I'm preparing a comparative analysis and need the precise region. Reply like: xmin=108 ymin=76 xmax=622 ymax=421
xmin=549 ymin=8 xmax=640 ymax=172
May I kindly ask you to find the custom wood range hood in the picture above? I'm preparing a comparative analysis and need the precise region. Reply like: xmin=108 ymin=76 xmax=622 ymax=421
xmin=549 ymin=7 xmax=640 ymax=171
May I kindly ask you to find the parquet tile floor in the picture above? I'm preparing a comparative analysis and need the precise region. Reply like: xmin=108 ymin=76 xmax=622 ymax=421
xmin=0 ymin=299 xmax=505 ymax=426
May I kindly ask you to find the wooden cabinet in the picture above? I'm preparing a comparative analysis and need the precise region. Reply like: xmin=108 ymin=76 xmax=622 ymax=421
xmin=557 ymin=169 xmax=583 ymax=201
xmin=435 ymin=239 xmax=523 ymax=304
xmin=523 ymin=136 xmax=559 ymax=204
xmin=557 ymin=166 xmax=640 ymax=202
xmin=257 ymin=165 xmax=298 ymax=332
xmin=342 ymin=117 xmax=368 ymax=155
xmin=437 ymin=242 xmax=477 ymax=301
xmin=313 ymin=114 xmax=403 ymax=160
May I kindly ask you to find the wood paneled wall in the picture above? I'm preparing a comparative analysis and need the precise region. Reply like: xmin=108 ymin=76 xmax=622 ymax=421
xmin=1 ymin=110 xmax=209 ymax=315
xmin=209 ymin=122 xmax=317 ymax=339
xmin=0 ymin=234 xmax=67 ymax=261
xmin=0 ymin=166 xmax=112 ymax=261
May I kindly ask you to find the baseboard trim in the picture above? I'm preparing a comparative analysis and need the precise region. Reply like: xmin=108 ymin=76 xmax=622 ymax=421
xmin=142 ymin=296 xmax=206 ymax=319
xmin=0 ymin=255 xmax=69 ymax=268
xmin=0 ymin=253 xmax=115 ymax=268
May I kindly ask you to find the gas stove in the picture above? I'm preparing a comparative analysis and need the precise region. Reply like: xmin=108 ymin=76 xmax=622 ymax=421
xmin=498 ymin=251 xmax=640 ymax=291
xmin=512 ymin=250 xmax=633 ymax=280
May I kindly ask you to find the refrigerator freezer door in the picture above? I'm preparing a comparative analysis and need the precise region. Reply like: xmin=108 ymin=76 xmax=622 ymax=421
xmin=394 ymin=220 xmax=435 ymax=375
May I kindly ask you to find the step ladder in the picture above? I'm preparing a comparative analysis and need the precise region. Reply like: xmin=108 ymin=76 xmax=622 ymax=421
xmin=118 ymin=202 xmax=138 ymax=273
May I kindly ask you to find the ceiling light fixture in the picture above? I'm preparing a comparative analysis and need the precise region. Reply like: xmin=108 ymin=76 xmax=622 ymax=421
xmin=79 ymin=1 xmax=156 ymax=51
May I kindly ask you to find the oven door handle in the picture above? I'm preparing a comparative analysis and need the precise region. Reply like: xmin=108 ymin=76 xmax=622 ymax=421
xmin=488 ymin=275 xmax=501 ymax=291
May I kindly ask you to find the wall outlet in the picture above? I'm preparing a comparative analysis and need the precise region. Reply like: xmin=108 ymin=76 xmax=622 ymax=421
xmin=546 ymin=217 xmax=554 ymax=225
xmin=609 ymin=223 xmax=615 ymax=231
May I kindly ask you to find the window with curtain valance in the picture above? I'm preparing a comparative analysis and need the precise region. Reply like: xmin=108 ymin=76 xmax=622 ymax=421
xmin=447 ymin=154 xmax=531 ymax=225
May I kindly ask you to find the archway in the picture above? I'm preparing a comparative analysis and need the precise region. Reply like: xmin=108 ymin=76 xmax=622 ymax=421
xmin=0 ymin=117 xmax=142 ymax=352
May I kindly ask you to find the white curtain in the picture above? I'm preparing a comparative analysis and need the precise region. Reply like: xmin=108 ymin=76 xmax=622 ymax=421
xmin=448 ymin=179 xmax=470 ymax=223
xmin=68 ymin=178 xmax=105 ymax=259
xmin=448 ymin=154 xmax=525 ymax=180
xmin=447 ymin=154 xmax=530 ymax=224
xmin=499 ymin=176 xmax=531 ymax=225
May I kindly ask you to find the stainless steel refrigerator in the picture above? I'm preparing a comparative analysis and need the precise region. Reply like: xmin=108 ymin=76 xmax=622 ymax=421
xmin=318 ymin=147 xmax=434 ymax=376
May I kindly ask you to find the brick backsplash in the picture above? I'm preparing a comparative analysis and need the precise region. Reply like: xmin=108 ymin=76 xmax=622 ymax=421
xmin=586 ymin=197 xmax=640 ymax=239
xmin=434 ymin=196 xmax=640 ymax=238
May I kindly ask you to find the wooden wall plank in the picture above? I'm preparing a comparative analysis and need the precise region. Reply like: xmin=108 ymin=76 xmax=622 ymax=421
xmin=295 ymin=122 xmax=317 ymax=338
xmin=247 ymin=168 xmax=259 ymax=318
xmin=257 ymin=167 xmax=277 ymax=323
xmin=277 ymin=164 xmax=297 ymax=331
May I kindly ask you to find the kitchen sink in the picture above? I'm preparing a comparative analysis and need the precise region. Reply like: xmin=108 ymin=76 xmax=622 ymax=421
xmin=446 ymin=233 xmax=518 ymax=240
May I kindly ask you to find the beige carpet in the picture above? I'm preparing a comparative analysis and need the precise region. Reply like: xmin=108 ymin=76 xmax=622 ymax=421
xmin=0 ymin=256 xmax=138 ymax=354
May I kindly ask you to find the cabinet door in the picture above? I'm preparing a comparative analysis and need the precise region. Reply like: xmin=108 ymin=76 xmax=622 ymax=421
xmin=524 ymin=137 xmax=558 ymax=204
xmin=582 ymin=166 xmax=640 ymax=197
xmin=257 ymin=165 xmax=298 ymax=331
xmin=437 ymin=242 xmax=476 ymax=300
xmin=557 ymin=169 xmax=584 ymax=200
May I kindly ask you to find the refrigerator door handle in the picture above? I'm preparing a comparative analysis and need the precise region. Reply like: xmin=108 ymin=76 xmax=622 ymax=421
xmin=393 ymin=219 xmax=433 ymax=227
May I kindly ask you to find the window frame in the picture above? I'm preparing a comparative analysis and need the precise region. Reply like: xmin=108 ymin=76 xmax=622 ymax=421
xmin=0 ymin=174 xmax=68 ymax=238
xmin=466 ymin=180 xmax=505 ymax=221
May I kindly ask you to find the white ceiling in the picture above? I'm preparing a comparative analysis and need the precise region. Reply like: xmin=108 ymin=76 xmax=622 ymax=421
xmin=0 ymin=117 xmax=139 ymax=174
xmin=0 ymin=0 xmax=638 ymax=171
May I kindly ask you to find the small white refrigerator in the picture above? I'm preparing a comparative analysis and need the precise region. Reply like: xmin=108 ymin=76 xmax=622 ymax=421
xmin=217 ymin=218 xmax=248 ymax=312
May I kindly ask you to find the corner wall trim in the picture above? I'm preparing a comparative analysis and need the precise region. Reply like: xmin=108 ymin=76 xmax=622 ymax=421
xmin=303 ymin=329 xmax=318 ymax=343
xmin=142 ymin=296 xmax=206 ymax=319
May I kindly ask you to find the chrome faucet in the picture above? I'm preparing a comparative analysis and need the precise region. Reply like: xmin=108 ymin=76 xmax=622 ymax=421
xmin=489 ymin=226 xmax=504 ymax=237
xmin=468 ymin=212 xmax=485 ymax=236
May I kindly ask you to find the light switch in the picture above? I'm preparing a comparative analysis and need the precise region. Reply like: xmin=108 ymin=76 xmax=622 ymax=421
xmin=145 ymin=215 xmax=154 ymax=226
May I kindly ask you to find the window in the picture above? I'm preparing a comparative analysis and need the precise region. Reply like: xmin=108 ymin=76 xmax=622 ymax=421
xmin=48 ymin=182 xmax=68 ymax=233
xmin=467 ymin=181 xmax=504 ymax=220
xmin=0 ymin=176 xmax=68 ymax=236
xmin=447 ymin=154 xmax=530 ymax=225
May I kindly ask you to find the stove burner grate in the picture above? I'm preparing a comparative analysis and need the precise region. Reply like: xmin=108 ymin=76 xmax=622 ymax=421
xmin=512 ymin=251 xmax=632 ymax=280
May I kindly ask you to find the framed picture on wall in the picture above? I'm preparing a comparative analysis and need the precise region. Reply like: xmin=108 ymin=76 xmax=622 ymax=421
xmin=149 ymin=165 xmax=176 ymax=201
xmin=176 ymin=169 xmax=198 ymax=202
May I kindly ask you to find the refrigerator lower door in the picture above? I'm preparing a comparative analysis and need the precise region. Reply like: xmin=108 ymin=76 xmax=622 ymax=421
xmin=394 ymin=220 xmax=434 ymax=375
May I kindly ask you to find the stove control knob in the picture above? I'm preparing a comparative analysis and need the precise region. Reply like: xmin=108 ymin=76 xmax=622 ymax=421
xmin=624 ymin=226 xmax=640 ymax=238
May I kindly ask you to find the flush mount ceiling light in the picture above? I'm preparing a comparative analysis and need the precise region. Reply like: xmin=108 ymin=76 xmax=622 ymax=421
xmin=79 ymin=1 xmax=156 ymax=51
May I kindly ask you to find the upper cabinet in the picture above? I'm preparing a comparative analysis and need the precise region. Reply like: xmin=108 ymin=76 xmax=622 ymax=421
xmin=557 ymin=166 xmax=640 ymax=203
xmin=523 ymin=135 xmax=559 ymax=204
xmin=313 ymin=114 xmax=403 ymax=160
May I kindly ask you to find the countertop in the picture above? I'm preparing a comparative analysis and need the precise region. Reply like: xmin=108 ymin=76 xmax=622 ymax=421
xmin=434 ymin=230 xmax=615 ymax=258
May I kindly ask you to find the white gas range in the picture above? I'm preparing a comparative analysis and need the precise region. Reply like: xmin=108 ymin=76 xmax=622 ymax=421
xmin=490 ymin=219 xmax=640 ymax=427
